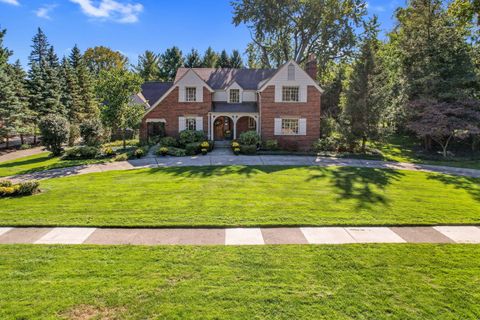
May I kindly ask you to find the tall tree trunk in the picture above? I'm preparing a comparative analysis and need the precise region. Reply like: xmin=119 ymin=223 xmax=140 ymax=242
xmin=122 ymin=128 xmax=126 ymax=150
xmin=5 ymin=136 xmax=9 ymax=149
xmin=424 ymin=135 xmax=432 ymax=151
xmin=361 ymin=136 xmax=367 ymax=153
xmin=20 ymin=134 xmax=24 ymax=145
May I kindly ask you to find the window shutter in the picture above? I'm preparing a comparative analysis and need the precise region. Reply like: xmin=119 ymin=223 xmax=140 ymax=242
xmin=178 ymin=117 xmax=186 ymax=132
xmin=299 ymin=118 xmax=307 ymax=135
xmin=274 ymin=118 xmax=282 ymax=136
xmin=196 ymin=117 xmax=203 ymax=131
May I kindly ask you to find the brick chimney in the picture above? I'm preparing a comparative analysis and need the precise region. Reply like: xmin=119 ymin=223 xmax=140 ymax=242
xmin=305 ymin=53 xmax=317 ymax=80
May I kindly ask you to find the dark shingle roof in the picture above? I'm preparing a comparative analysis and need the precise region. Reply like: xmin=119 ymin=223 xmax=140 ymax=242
xmin=212 ymin=102 xmax=258 ymax=113
xmin=175 ymin=68 xmax=276 ymax=90
xmin=141 ymin=81 xmax=173 ymax=105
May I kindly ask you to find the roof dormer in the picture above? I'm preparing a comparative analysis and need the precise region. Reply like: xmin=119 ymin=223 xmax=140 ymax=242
xmin=225 ymin=81 xmax=243 ymax=104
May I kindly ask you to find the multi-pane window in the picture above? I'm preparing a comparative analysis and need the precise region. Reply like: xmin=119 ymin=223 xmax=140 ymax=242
xmin=185 ymin=87 xmax=196 ymax=102
xmin=229 ymin=89 xmax=240 ymax=103
xmin=281 ymin=119 xmax=299 ymax=135
xmin=185 ymin=117 xmax=196 ymax=131
xmin=248 ymin=117 xmax=256 ymax=129
xmin=282 ymin=86 xmax=299 ymax=102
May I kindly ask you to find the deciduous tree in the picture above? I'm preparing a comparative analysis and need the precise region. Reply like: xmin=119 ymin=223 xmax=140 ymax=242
xmin=84 ymin=46 xmax=128 ymax=75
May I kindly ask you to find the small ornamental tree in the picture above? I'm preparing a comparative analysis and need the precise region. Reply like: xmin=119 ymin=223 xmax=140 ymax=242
xmin=39 ymin=115 xmax=70 ymax=156
xmin=407 ymin=99 xmax=480 ymax=158
xmin=80 ymin=118 xmax=104 ymax=146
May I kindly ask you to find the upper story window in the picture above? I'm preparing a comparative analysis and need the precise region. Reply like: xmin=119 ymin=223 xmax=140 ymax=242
xmin=185 ymin=87 xmax=197 ymax=102
xmin=282 ymin=86 xmax=299 ymax=102
xmin=185 ymin=117 xmax=196 ymax=131
xmin=229 ymin=89 xmax=240 ymax=103
xmin=287 ymin=64 xmax=295 ymax=80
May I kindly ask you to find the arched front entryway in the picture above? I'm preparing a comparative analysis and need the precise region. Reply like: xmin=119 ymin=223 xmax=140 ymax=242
xmin=236 ymin=116 xmax=257 ymax=137
xmin=213 ymin=116 xmax=234 ymax=141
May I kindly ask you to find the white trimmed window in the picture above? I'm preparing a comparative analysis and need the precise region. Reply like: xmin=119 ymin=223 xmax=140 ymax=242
xmin=248 ymin=117 xmax=256 ymax=129
xmin=282 ymin=86 xmax=299 ymax=102
xmin=185 ymin=117 xmax=196 ymax=131
xmin=185 ymin=87 xmax=196 ymax=102
xmin=281 ymin=119 xmax=299 ymax=135
xmin=229 ymin=89 xmax=240 ymax=103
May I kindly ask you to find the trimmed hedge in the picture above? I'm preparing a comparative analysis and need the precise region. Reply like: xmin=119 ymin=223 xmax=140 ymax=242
xmin=240 ymin=144 xmax=257 ymax=155
xmin=185 ymin=142 xmax=201 ymax=155
xmin=63 ymin=146 xmax=100 ymax=160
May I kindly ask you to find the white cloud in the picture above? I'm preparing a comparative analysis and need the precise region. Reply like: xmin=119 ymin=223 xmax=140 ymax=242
xmin=0 ymin=0 xmax=20 ymax=6
xmin=70 ymin=0 xmax=143 ymax=23
xmin=35 ymin=4 xmax=57 ymax=19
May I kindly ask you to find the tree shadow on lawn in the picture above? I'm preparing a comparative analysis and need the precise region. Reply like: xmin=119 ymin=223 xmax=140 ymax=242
xmin=139 ymin=165 xmax=404 ymax=210
xmin=306 ymin=167 xmax=405 ymax=210
xmin=0 ymin=154 xmax=52 ymax=169
xmin=426 ymin=173 xmax=480 ymax=202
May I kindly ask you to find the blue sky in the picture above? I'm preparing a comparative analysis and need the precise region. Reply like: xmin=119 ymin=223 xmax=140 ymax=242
xmin=0 ymin=0 xmax=402 ymax=67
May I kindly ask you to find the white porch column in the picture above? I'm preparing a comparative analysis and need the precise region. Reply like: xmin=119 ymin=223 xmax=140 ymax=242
xmin=233 ymin=115 xmax=238 ymax=140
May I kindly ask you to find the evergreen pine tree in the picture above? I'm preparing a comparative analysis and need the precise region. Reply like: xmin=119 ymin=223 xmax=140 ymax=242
xmin=0 ymin=29 xmax=21 ymax=148
xmin=133 ymin=50 xmax=161 ymax=81
xmin=202 ymin=47 xmax=218 ymax=68
xmin=159 ymin=46 xmax=184 ymax=81
xmin=41 ymin=46 xmax=65 ymax=117
xmin=230 ymin=50 xmax=243 ymax=68
xmin=9 ymin=60 xmax=34 ymax=144
xmin=29 ymin=28 xmax=49 ymax=67
xmin=185 ymin=48 xmax=202 ymax=68
xmin=216 ymin=50 xmax=231 ymax=68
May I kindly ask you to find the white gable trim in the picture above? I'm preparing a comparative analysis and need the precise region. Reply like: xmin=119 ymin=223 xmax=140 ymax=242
xmin=258 ymin=60 xmax=323 ymax=93
xmin=144 ymin=69 xmax=214 ymax=117
xmin=225 ymin=80 xmax=243 ymax=91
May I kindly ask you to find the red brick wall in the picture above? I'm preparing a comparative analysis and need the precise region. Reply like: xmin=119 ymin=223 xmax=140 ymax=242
xmin=236 ymin=116 xmax=256 ymax=136
xmin=141 ymin=87 xmax=212 ymax=141
xmin=260 ymin=86 xmax=321 ymax=151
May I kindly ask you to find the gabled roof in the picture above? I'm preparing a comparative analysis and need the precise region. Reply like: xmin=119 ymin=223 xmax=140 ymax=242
xmin=175 ymin=68 xmax=276 ymax=90
xmin=141 ymin=81 xmax=173 ymax=105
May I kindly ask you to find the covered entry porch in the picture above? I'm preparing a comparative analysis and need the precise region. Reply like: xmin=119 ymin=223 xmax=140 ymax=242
xmin=208 ymin=113 xmax=259 ymax=141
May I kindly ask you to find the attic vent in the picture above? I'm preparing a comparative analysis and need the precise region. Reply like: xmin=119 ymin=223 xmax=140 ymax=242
xmin=287 ymin=64 xmax=295 ymax=80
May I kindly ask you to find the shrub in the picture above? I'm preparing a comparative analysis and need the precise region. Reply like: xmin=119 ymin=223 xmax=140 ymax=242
xmin=233 ymin=147 xmax=240 ymax=155
xmin=0 ymin=180 xmax=39 ymax=197
xmin=63 ymin=146 xmax=100 ymax=160
xmin=201 ymin=148 xmax=208 ymax=155
xmin=80 ymin=118 xmax=104 ymax=147
xmin=185 ymin=142 xmax=201 ymax=155
xmin=16 ymin=181 xmax=39 ymax=195
xmin=159 ymin=136 xmax=178 ymax=147
xmin=200 ymin=141 xmax=210 ymax=149
xmin=0 ymin=180 xmax=12 ymax=187
xmin=239 ymin=131 xmax=260 ymax=146
xmin=207 ymin=140 xmax=215 ymax=152
xmin=231 ymin=141 xmax=240 ymax=149
xmin=39 ymin=115 xmax=70 ymax=156
xmin=240 ymin=144 xmax=257 ymax=155
xmin=103 ymin=139 xmax=139 ymax=148
xmin=20 ymin=144 xmax=31 ymax=150
xmin=167 ymin=147 xmax=187 ymax=157
xmin=265 ymin=139 xmax=279 ymax=150
xmin=313 ymin=134 xmax=349 ymax=153
xmin=103 ymin=147 xmax=116 ymax=157
xmin=157 ymin=147 xmax=168 ymax=156
xmin=114 ymin=153 xmax=129 ymax=161
xmin=178 ymin=130 xmax=205 ymax=146
xmin=134 ymin=148 xmax=145 ymax=158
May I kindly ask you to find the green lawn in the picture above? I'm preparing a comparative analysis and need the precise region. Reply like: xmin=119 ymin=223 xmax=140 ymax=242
xmin=0 ymin=244 xmax=479 ymax=319
xmin=373 ymin=135 xmax=480 ymax=170
xmin=0 ymin=152 xmax=110 ymax=177
xmin=1 ymin=166 xmax=479 ymax=227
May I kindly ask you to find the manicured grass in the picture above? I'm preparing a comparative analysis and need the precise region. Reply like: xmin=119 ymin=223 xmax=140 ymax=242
xmin=0 ymin=244 xmax=479 ymax=319
xmin=1 ymin=166 xmax=479 ymax=227
xmin=374 ymin=135 xmax=480 ymax=169
xmin=0 ymin=152 xmax=110 ymax=177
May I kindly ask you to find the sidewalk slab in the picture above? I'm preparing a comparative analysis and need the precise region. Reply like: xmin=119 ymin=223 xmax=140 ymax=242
xmin=300 ymin=227 xmax=356 ymax=244
xmin=0 ymin=228 xmax=53 ymax=244
xmin=225 ymin=228 xmax=264 ymax=245
xmin=434 ymin=226 xmax=480 ymax=243
xmin=0 ymin=227 xmax=13 ymax=237
xmin=390 ymin=227 xmax=454 ymax=243
xmin=35 ymin=227 xmax=96 ymax=244
xmin=261 ymin=228 xmax=308 ymax=244
xmin=84 ymin=228 xmax=225 ymax=245
xmin=345 ymin=227 xmax=406 ymax=243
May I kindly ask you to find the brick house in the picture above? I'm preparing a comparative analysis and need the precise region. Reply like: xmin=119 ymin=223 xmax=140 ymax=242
xmin=140 ymin=58 xmax=323 ymax=151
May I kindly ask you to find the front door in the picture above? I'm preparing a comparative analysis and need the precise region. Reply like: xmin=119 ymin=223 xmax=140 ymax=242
xmin=214 ymin=118 xmax=225 ymax=140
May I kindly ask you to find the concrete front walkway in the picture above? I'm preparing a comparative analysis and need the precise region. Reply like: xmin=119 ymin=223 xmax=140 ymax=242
xmin=0 ymin=226 xmax=479 ymax=245
xmin=7 ymin=153 xmax=480 ymax=182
